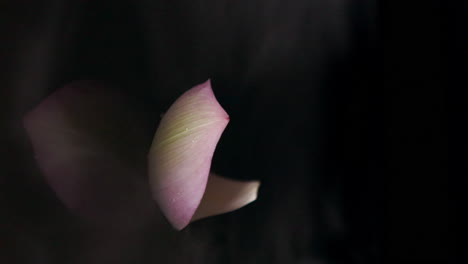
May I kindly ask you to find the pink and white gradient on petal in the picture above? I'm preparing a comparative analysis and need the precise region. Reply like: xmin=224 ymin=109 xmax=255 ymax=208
xmin=23 ymin=79 xmax=260 ymax=231
xmin=148 ymin=80 xmax=260 ymax=230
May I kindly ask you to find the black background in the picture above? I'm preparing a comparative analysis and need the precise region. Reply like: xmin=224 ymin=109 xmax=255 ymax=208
xmin=1 ymin=0 xmax=451 ymax=263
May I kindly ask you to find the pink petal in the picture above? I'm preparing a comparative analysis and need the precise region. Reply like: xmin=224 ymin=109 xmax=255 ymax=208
xmin=148 ymin=80 xmax=230 ymax=230
xmin=23 ymin=81 xmax=153 ymax=228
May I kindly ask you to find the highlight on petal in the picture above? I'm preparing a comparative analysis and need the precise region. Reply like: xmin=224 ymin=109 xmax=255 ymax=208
xmin=149 ymin=79 xmax=235 ymax=230
xmin=23 ymin=81 xmax=155 ymax=228
xmin=192 ymin=173 xmax=260 ymax=222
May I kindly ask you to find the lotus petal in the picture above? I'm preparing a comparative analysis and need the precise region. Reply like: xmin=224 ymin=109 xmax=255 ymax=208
xmin=192 ymin=173 xmax=260 ymax=221
xmin=149 ymin=80 xmax=240 ymax=230
xmin=23 ymin=81 xmax=154 ymax=228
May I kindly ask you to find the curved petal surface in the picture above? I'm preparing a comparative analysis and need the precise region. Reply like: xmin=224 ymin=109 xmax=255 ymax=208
xmin=148 ymin=80 xmax=229 ymax=230
xmin=192 ymin=173 xmax=260 ymax=222
xmin=23 ymin=81 xmax=154 ymax=228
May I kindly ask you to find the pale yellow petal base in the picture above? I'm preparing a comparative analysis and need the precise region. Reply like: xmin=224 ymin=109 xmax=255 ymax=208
xmin=192 ymin=173 xmax=260 ymax=222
